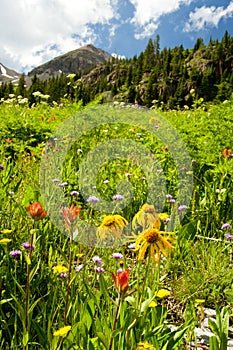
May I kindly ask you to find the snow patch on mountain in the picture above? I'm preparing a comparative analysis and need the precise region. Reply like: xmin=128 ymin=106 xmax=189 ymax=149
xmin=0 ymin=64 xmax=14 ymax=79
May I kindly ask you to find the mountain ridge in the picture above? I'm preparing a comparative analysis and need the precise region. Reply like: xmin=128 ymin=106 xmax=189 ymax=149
xmin=27 ymin=44 xmax=112 ymax=81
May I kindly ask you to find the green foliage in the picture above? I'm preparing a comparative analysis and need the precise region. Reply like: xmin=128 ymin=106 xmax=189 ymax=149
xmin=0 ymin=100 xmax=233 ymax=349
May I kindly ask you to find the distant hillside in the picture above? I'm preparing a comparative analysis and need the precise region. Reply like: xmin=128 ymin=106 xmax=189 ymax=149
xmin=1 ymin=33 xmax=232 ymax=109
xmin=0 ymin=63 xmax=21 ymax=85
xmin=27 ymin=44 xmax=112 ymax=81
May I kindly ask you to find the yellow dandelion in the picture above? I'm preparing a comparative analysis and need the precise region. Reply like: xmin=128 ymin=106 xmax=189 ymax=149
xmin=136 ymin=340 xmax=156 ymax=349
xmin=148 ymin=300 xmax=157 ymax=307
xmin=53 ymin=325 xmax=71 ymax=337
xmin=0 ymin=238 xmax=12 ymax=245
xmin=135 ymin=228 xmax=173 ymax=262
xmin=159 ymin=213 xmax=169 ymax=221
xmin=155 ymin=289 xmax=170 ymax=298
xmin=132 ymin=204 xmax=160 ymax=231
xmin=97 ymin=214 xmax=128 ymax=240
xmin=52 ymin=265 xmax=69 ymax=274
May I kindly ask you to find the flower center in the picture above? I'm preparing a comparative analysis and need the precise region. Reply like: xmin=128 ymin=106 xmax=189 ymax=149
xmin=144 ymin=229 xmax=159 ymax=243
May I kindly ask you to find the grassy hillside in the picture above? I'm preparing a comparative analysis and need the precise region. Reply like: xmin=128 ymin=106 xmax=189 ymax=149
xmin=0 ymin=97 xmax=233 ymax=349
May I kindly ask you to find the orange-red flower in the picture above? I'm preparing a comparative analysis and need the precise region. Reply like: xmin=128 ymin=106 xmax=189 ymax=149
xmin=62 ymin=204 xmax=81 ymax=228
xmin=26 ymin=202 xmax=47 ymax=220
xmin=222 ymin=148 xmax=232 ymax=158
xmin=112 ymin=270 xmax=130 ymax=293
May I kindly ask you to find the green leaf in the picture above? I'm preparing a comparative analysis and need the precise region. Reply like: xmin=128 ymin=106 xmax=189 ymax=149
xmin=209 ymin=336 xmax=220 ymax=350
xmin=0 ymin=298 xmax=12 ymax=305
xmin=96 ymin=332 xmax=108 ymax=349
xmin=22 ymin=331 xmax=29 ymax=347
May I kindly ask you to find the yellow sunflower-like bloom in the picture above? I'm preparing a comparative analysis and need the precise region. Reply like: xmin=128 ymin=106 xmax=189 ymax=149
xmin=135 ymin=228 xmax=173 ymax=262
xmin=132 ymin=204 xmax=160 ymax=232
xmin=53 ymin=325 xmax=71 ymax=337
xmin=135 ymin=340 xmax=156 ymax=349
xmin=97 ymin=214 xmax=128 ymax=240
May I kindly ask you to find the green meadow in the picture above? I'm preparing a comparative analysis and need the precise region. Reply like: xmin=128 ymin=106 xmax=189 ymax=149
xmin=0 ymin=96 xmax=233 ymax=349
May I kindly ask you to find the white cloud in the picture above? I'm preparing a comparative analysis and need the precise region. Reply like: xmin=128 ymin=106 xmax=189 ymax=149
xmin=184 ymin=1 xmax=233 ymax=32
xmin=0 ymin=0 xmax=118 ymax=72
xmin=129 ymin=0 xmax=193 ymax=39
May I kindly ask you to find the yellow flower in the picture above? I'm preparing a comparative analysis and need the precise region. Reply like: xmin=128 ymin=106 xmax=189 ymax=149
xmin=1 ymin=229 xmax=12 ymax=234
xmin=132 ymin=204 xmax=160 ymax=231
xmin=148 ymin=300 xmax=157 ymax=307
xmin=159 ymin=213 xmax=169 ymax=221
xmin=160 ymin=231 xmax=177 ymax=246
xmin=195 ymin=299 xmax=205 ymax=304
xmin=97 ymin=214 xmax=128 ymax=239
xmin=136 ymin=340 xmax=156 ymax=349
xmin=155 ymin=289 xmax=170 ymax=298
xmin=53 ymin=325 xmax=71 ymax=337
xmin=0 ymin=238 xmax=12 ymax=245
xmin=52 ymin=265 xmax=69 ymax=274
xmin=135 ymin=228 xmax=173 ymax=262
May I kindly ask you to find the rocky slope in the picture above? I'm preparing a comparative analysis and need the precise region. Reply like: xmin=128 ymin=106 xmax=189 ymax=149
xmin=27 ymin=44 xmax=112 ymax=81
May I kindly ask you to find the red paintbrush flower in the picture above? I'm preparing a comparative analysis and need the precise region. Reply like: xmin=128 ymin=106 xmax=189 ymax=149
xmin=26 ymin=202 xmax=47 ymax=220
xmin=222 ymin=148 xmax=232 ymax=158
xmin=112 ymin=270 xmax=130 ymax=293
xmin=62 ymin=204 xmax=81 ymax=228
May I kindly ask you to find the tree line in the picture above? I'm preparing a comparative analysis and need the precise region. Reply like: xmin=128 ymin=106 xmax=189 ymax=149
xmin=0 ymin=31 xmax=232 ymax=109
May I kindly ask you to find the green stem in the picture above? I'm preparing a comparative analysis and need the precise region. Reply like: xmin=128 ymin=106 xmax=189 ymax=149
xmin=64 ymin=231 xmax=74 ymax=325
xmin=24 ymin=221 xmax=35 ymax=350
xmin=109 ymin=292 xmax=122 ymax=350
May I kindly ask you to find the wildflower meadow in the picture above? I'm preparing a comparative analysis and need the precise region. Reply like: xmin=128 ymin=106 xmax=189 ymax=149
xmin=0 ymin=95 xmax=233 ymax=349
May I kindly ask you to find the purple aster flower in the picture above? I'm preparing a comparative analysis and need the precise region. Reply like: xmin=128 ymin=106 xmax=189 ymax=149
xmin=128 ymin=243 xmax=135 ymax=249
xmin=225 ymin=233 xmax=233 ymax=240
xmin=125 ymin=173 xmax=132 ymax=177
xmin=22 ymin=242 xmax=35 ymax=250
xmin=0 ymin=164 xmax=4 ymax=171
xmin=75 ymin=264 xmax=83 ymax=272
xmin=70 ymin=191 xmax=79 ymax=196
xmin=170 ymin=199 xmax=176 ymax=203
xmin=112 ymin=252 xmax=123 ymax=259
xmin=103 ymin=180 xmax=109 ymax=184
xmin=10 ymin=250 xmax=22 ymax=256
xmin=9 ymin=191 xmax=14 ymax=195
xmin=112 ymin=194 xmax=124 ymax=201
xmin=192 ymin=159 xmax=196 ymax=163
xmin=92 ymin=256 xmax=103 ymax=265
xmin=117 ymin=268 xmax=123 ymax=273
xmin=154 ymin=125 xmax=159 ymax=129
xmin=59 ymin=273 xmax=67 ymax=278
xmin=87 ymin=196 xmax=99 ymax=204
xmin=166 ymin=194 xmax=173 ymax=199
xmin=52 ymin=178 xmax=60 ymax=183
xmin=221 ymin=223 xmax=231 ymax=230
xmin=95 ymin=267 xmax=105 ymax=273
xmin=178 ymin=205 xmax=188 ymax=211
xmin=58 ymin=182 xmax=68 ymax=187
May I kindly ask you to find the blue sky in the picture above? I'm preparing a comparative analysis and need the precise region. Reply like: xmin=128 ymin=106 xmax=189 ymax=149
xmin=0 ymin=0 xmax=233 ymax=73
